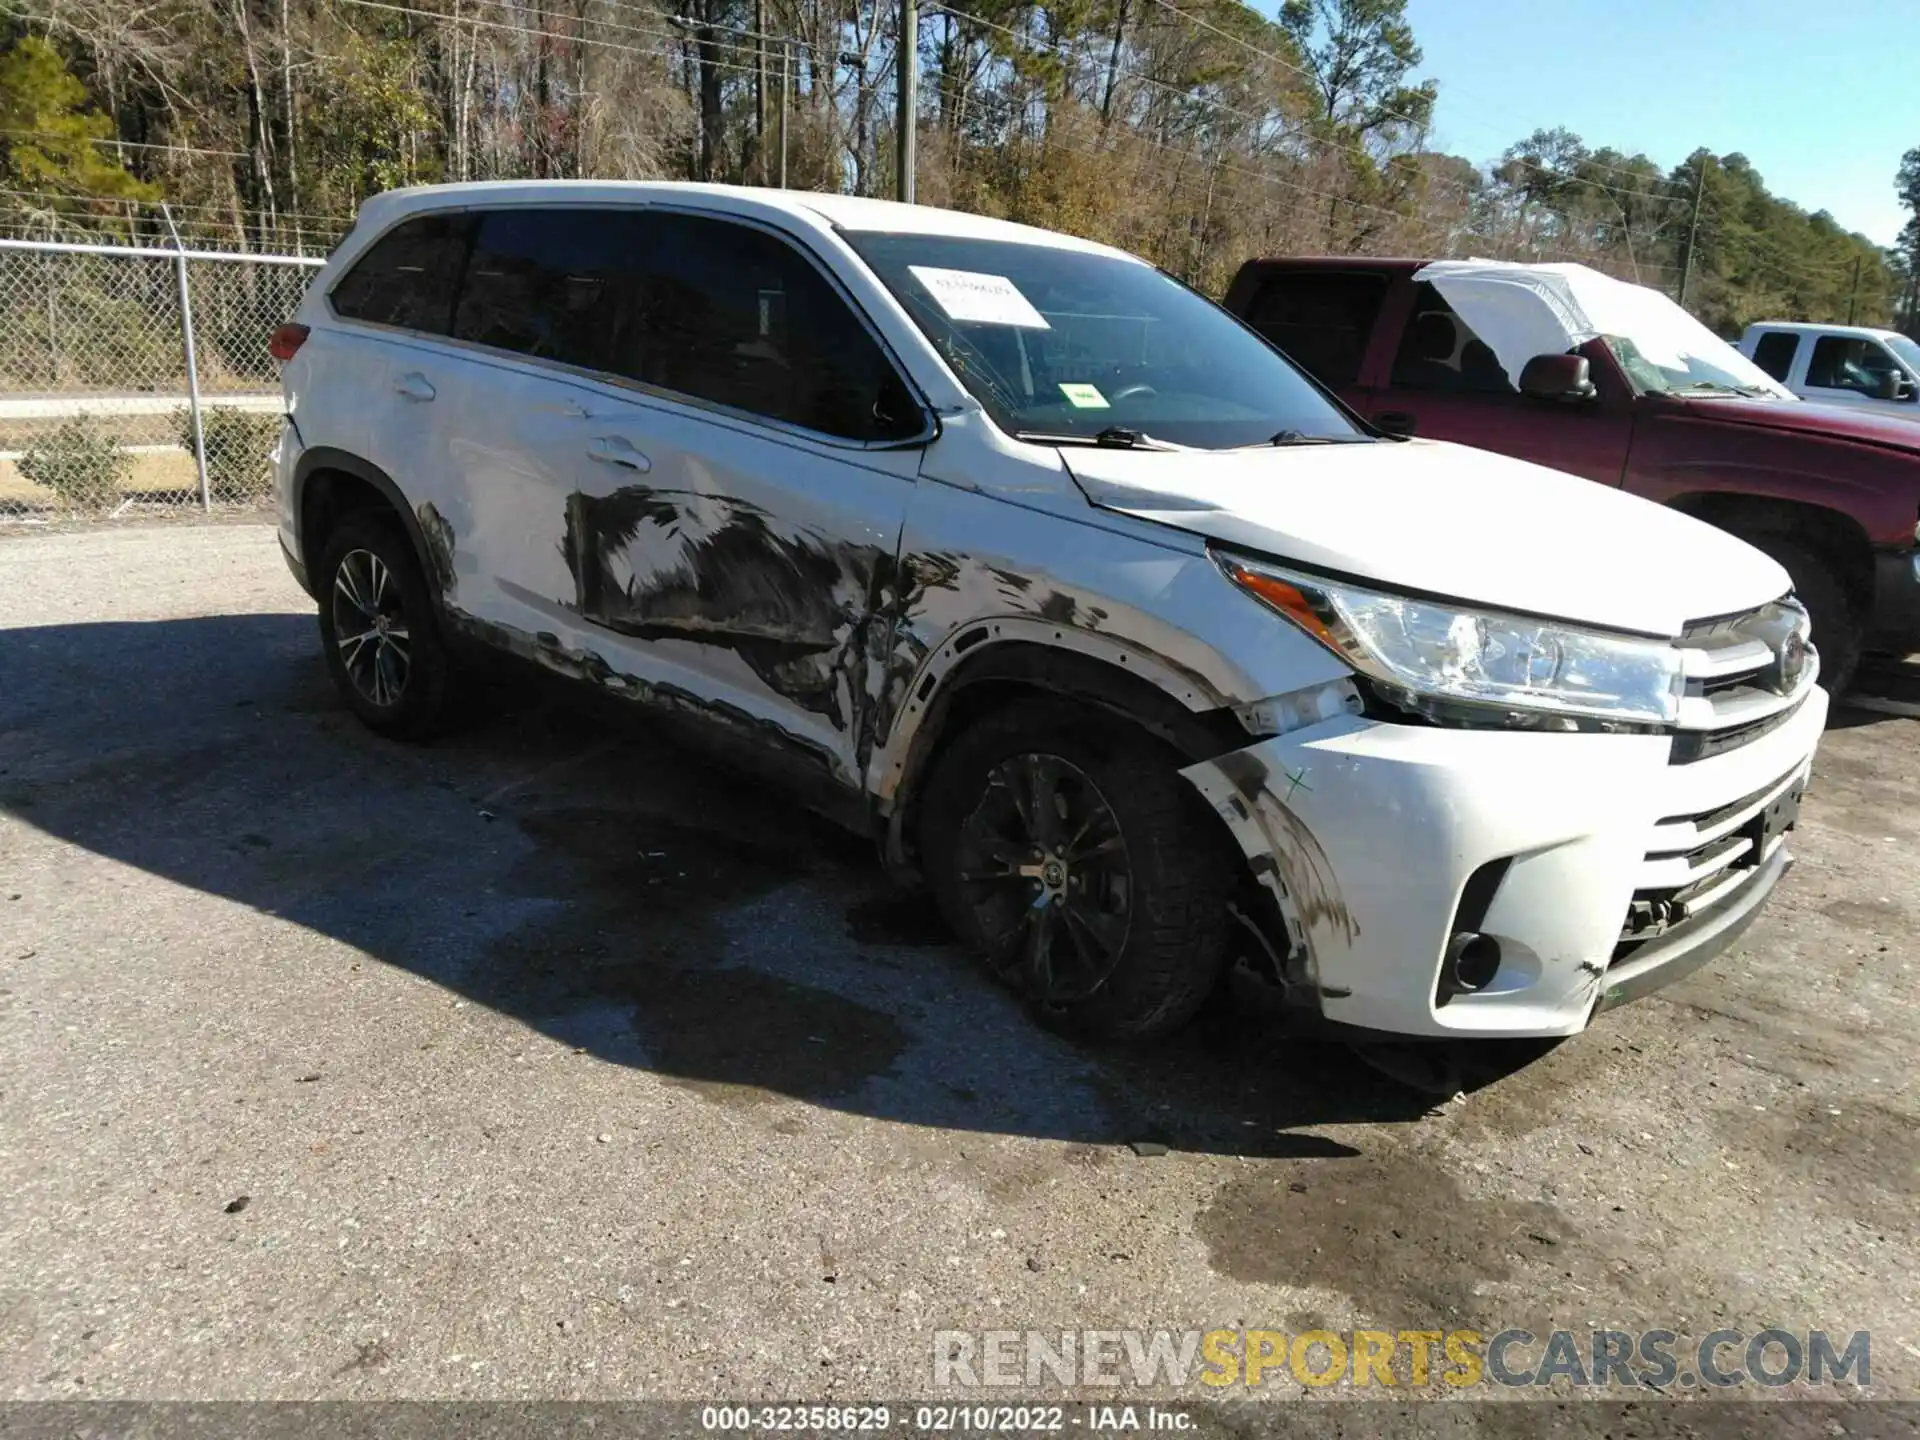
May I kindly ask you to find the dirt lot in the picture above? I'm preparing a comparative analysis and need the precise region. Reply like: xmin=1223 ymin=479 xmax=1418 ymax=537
xmin=1 ymin=523 xmax=1916 ymax=1408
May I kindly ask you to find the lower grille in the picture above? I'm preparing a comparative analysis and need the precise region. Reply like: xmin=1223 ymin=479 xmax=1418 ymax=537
xmin=1618 ymin=763 xmax=1805 ymax=952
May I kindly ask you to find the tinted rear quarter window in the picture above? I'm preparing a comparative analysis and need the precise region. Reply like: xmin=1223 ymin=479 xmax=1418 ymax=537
xmin=624 ymin=213 xmax=918 ymax=442
xmin=330 ymin=213 xmax=472 ymax=333
xmin=1241 ymin=270 xmax=1387 ymax=387
xmin=1750 ymin=331 xmax=1799 ymax=381
xmin=452 ymin=208 xmax=648 ymax=371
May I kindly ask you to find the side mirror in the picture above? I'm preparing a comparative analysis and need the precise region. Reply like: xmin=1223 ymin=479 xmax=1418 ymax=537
xmin=1874 ymin=370 xmax=1907 ymax=402
xmin=1519 ymin=352 xmax=1597 ymax=402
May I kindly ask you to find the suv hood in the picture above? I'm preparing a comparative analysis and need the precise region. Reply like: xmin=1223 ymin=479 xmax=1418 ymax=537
xmin=1664 ymin=394 xmax=1920 ymax=451
xmin=1065 ymin=438 xmax=1789 ymax=637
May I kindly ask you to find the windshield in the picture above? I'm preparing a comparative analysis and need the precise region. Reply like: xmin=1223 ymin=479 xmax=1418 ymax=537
xmin=1603 ymin=333 xmax=1792 ymax=398
xmin=844 ymin=232 xmax=1368 ymax=450
xmin=1885 ymin=333 xmax=1920 ymax=376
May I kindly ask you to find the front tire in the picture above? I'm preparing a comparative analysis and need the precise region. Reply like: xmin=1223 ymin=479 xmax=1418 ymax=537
xmin=920 ymin=700 xmax=1232 ymax=1041
xmin=316 ymin=513 xmax=454 ymax=740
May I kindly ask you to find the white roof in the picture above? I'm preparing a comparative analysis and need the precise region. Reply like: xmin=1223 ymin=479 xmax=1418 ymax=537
xmin=352 ymin=180 xmax=1132 ymax=259
xmin=1412 ymin=259 xmax=1792 ymax=397
xmin=1743 ymin=320 xmax=1903 ymax=341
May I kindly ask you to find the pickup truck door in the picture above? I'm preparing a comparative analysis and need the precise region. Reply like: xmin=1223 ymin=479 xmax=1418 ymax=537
xmin=1365 ymin=282 xmax=1635 ymax=487
xmin=1798 ymin=333 xmax=1917 ymax=412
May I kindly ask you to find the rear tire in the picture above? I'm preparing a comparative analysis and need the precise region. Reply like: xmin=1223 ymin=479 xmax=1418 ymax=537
xmin=919 ymin=700 xmax=1232 ymax=1041
xmin=1748 ymin=537 xmax=1858 ymax=696
xmin=316 ymin=512 xmax=455 ymax=740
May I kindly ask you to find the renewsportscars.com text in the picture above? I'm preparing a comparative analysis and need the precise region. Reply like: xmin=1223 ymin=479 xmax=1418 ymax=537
xmin=932 ymin=1327 xmax=1871 ymax=1390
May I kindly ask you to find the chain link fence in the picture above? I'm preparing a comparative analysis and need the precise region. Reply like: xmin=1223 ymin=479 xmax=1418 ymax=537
xmin=0 ymin=239 xmax=325 ymax=523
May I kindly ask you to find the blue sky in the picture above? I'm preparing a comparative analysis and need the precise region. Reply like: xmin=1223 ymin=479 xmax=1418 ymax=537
xmin=1400 ymin=0 xmax=1916 ymax=246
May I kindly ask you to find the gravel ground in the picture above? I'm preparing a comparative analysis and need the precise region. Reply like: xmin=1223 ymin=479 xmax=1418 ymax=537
xmin=1 ymin=523 xmax=1916 ymax=1410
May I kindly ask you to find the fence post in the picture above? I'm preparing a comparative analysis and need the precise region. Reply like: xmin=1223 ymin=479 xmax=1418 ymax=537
xmin=164 ymin=205 xmax=213 ymax=514
xmin=42 ymin=251 xmax=59 ymax=386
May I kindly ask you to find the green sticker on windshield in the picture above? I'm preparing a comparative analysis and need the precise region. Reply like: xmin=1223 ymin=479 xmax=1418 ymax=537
xmin=1059 ymin=382 xmax=1109 ymax=409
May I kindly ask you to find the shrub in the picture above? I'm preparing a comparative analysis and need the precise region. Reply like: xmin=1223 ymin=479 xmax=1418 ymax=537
xmin=16 ymin=417 xmax=130 ymax=511
xmin=175 ymin=406 xmax=280 ymax=501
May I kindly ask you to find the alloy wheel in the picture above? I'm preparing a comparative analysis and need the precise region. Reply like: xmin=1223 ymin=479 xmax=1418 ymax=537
xmin=331 ymin=547 xmax=412 ymax=708
xmin=954 ymin=751 xmax=1133 ymax=1004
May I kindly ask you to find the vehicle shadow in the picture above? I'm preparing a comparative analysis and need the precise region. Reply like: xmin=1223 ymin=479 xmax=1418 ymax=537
xmin=0 ymin=612 xmax=1555 ymax=1158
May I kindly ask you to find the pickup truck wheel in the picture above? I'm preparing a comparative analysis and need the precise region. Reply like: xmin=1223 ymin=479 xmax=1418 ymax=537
xmin=920 ymin=701 xmax=1232 ymax=1041
xmin=1748 ymin=538 xmax=1858 ymax=695
xmin=317 ymin=513 xmax=455 ymax=740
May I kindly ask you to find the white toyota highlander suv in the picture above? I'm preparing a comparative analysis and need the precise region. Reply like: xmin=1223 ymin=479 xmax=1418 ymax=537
xmin=272 ymin=180 xmax=1826 ymax=1044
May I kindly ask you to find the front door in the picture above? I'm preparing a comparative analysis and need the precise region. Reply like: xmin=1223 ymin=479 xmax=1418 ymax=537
xmin=1368 ymin=282 xmax=1636 ymax=486
xmin=560 ymin=208 xmax=931 ymax=789
xmin=1800 ymin=334 xmax=1916 ymax=412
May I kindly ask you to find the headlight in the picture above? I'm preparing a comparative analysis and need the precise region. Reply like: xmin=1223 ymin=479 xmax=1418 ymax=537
xmin=1217 ymin=552 xmax=1684 ymax=727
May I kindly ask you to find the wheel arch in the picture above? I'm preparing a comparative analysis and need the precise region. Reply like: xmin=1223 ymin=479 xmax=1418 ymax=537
xmin=1667 ymin=490 xmax=1873 ymax=611
xmin=294 ymin=448 xmax=434 ymax=586
xmin=877 ymin=628 xmax=1246 ymax=873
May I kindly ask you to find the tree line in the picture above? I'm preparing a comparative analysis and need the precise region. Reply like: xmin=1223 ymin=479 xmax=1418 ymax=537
xmin=2 ymin=0 xmax=1914 ymax=336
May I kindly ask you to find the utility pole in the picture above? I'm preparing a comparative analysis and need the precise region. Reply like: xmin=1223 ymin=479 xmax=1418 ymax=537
xmin=1678 ymin=158 xmax=1707 ymax=311
xmin=777 ymin=40 xmax=790 ymax=189
xmin=1847 ymin=253 xmax=1862 ymax=325
xmin=754 ymin=0 xmax=766 ymax=183
xmin=895 ymin=0 xmax=917 ymax=202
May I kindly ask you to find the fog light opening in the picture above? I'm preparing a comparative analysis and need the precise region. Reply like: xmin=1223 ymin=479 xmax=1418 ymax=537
xmin=1445 ymin=932 xmax=1502 ymax=993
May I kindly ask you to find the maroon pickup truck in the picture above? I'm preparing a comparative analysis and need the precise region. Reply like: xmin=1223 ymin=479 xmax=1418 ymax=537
xmin=1223 ymin=256 xmax=1920 ymax=690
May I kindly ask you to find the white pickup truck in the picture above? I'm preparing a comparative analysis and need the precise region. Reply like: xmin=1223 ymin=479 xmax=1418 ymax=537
xmin=1738 ymin=322 xmax=1920 ymax=416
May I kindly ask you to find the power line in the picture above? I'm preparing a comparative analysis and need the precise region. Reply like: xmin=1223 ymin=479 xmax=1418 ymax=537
xmin=927 ymin=1 xmax=1482 ymax=214
xmin=0 ymin=128 xmax=251 ymax=160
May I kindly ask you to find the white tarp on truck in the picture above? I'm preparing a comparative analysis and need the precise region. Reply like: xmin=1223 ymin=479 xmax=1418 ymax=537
xmin=1412 ymin=259 xmax=1793 ymax=398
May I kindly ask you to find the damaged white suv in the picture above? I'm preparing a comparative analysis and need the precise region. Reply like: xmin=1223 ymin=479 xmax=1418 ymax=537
xmin=272 ymin=181 xmax=1826 ymax=1043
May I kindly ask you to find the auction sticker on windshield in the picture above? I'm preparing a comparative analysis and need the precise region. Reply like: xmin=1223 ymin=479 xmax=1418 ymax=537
xmin=1058 ymin=383 xmax=1109 ymax=408
xmin=908 ymin=266 xmax=1051 ymax=328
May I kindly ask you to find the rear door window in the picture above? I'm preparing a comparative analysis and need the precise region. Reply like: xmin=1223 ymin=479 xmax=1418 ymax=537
xmin=1240 ymin=271 xmax=1387 ymax=387
xmin=1390 ymin=283 xmax=1516 ymax=394
xmin=330 ymin=213 xmax=472 ymax=334
xmin=1749 ymin=330 xmax=1799 ymax=381
xmin=451 ymin=208 xmax=647 ymax=372
xmin=619 ymin=212 xmax=920 ymax=443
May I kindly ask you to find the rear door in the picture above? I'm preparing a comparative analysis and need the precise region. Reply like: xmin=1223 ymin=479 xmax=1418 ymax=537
xmin=562 ymin=207 xmax=929 ymax=788
xmin=1366 ymin=281 xmax=1635 ymax=485
xmin=323 ymin=210 xmax=473 ymax=564
xmin=1746 ymin=329 xmax=1803 ymax=387
xmin=430 ymin=206 xmax=650 ymax=631
xmin=1234 ymin=267 xmax=1391 ymax=412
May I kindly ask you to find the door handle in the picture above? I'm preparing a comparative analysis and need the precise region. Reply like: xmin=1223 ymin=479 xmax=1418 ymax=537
xmin=586 ymin=435 xmax=652 ymax=473
xmin=1375 ymin=410 xmax=1417 ymax=437
xmin=393 ymin=372 xmax=436 ymax=402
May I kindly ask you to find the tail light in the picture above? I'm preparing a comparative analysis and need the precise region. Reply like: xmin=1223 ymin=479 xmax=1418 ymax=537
xmin=269 ymin=323 xmax=310 ymax=362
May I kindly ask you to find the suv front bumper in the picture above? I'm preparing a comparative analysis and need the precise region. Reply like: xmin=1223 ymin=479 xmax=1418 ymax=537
xmin=1182 ymin=686 xmax=1827 ymax=1039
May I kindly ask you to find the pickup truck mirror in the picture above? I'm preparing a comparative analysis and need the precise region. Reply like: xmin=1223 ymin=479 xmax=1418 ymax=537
xmin=1873 ymin=370 xmax=1911 ymax=403
xmin=1519 ymin=352 xmax=1597 ymax=402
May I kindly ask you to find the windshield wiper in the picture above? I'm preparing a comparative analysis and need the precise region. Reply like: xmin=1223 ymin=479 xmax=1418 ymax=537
xmin=1252 ymin=429 xmax=1365 ymax=447
xmin=1015 ymin=427 xmax=1182 ymax=451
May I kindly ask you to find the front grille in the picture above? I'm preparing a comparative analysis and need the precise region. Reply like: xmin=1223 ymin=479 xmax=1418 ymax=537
xmin=1667 ymin=601 xmax=1815 ymax=763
